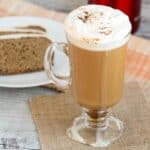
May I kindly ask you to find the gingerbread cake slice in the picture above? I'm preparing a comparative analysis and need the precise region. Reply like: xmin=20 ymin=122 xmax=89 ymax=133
xmin=0 ymin=26 xmax=51 ymax=74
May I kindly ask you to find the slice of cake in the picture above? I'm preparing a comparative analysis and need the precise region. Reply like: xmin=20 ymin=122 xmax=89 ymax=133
xmin=0 ymin=26 xmax=51 ymax=74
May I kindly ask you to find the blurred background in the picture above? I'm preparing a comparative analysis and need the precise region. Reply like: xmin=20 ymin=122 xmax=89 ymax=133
xmin=27 ymin=0 xmax=150 ymax=39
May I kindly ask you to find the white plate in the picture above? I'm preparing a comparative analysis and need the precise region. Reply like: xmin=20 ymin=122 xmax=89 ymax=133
xmin=0 ymin=16 xmax=67 ymax=88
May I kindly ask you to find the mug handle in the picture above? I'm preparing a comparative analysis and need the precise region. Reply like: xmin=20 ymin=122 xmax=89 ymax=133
xmin=44 ymin=42 xmax=71 ymax=90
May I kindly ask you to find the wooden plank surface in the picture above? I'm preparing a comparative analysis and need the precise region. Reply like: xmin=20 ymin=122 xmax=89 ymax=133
xmin=0 ymin=87 xmax=58 ymax=149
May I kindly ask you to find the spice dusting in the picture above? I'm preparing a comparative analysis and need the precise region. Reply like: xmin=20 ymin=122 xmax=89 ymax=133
xmin=77 ymin=9 xmax=112 ymax=36
xmin=77 ymin=11 xmax=93 ymax=23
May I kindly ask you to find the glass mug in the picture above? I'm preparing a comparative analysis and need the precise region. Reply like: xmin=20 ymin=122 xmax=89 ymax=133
xmin=44 ymin=6 xmax=131 ymax=147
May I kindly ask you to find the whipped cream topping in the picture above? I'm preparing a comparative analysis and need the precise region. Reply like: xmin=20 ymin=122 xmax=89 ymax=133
xmin=65 ymin=5 xmax=132 ymax=51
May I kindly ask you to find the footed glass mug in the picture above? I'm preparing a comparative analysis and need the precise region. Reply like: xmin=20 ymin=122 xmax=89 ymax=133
xmin=44 ymin=5 xmax=131 ymax=147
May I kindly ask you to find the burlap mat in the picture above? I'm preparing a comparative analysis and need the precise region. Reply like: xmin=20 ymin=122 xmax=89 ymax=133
xmin=29 ymin=82 xmax=150 ymax=150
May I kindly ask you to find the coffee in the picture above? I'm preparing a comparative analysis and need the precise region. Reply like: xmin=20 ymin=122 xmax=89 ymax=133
xmin=69 ymin=43 xmax=127 ymax=109
xmin=65 ymin=5 xmax=131 ymax=110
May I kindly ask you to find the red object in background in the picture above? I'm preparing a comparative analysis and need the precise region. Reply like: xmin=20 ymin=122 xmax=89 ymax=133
xmin=88 ymin=0 xmax=142 ymax=33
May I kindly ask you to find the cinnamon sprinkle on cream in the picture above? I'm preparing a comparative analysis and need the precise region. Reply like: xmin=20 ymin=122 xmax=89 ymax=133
xmin=77 ymin=11 xmax=93 ymax=23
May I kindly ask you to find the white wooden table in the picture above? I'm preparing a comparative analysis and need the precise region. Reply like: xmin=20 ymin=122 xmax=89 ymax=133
xmin=0 ymin=0 xmax=149 ymax=149
xmin=0 ymin=87 xmax=57 ymax=149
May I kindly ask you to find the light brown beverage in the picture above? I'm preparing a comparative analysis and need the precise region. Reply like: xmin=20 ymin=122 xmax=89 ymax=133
xmin=69 ymin=42 xmax=127 ymax=110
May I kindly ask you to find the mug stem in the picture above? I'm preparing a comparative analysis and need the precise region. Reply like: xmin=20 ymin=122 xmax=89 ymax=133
xmin=66 ymin=107 xmax=123 ymax=147
xmin=82 ymin=107 xmax=108 ymax=129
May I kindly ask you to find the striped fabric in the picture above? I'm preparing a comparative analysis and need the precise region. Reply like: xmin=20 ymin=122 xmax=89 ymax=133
xmin=127 ymin=46 xmax=150 ymax=81
xmin=127 ymin=36 xmax=150 ymax=103
xmin=0 ymin=0 xmax=149 ymax=102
